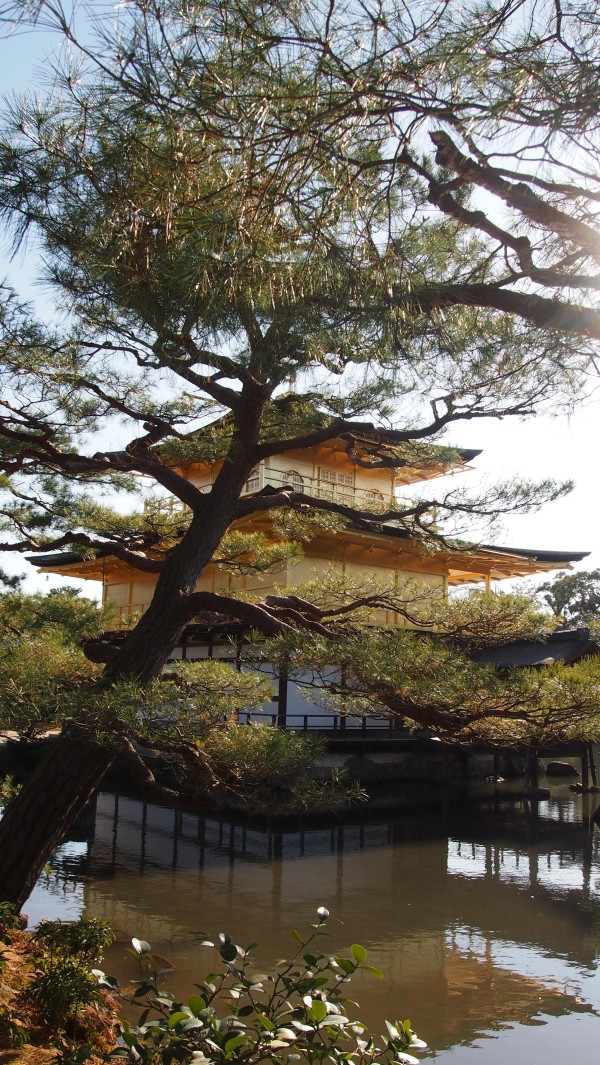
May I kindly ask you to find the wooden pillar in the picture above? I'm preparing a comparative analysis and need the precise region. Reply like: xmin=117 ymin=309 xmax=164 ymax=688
xmin=588 ymin=743 xmax=598 ymax=786
xmin=582 ymin=745 xmax=590 ymax=790
xmin=277 ymin=667 xmax=288 ymax=729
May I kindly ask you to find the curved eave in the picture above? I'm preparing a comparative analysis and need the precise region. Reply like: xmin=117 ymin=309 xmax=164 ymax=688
xmin=25 ymin=550 xmax=116 ymax=581
xmin=26 ymin=532 xmax=589 ymax=588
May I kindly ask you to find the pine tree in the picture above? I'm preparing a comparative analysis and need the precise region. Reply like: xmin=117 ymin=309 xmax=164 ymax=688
xmin=1 ymin=0 xmax=600 ymax=908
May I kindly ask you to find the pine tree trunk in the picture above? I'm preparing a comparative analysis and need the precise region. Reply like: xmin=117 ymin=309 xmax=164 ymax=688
xmin=0 ymin=414 xmax=265 ymax=911
xmin=0 ymin=729 xmax=114 ymax=912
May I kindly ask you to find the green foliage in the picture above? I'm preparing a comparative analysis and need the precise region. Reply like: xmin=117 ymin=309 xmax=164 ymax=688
xmin=214 ymin=530 xmax=303 ymax=574
xmin=0 ymin=587 xmax=112 ymax=644
xmin=0 ymin=624 xmax=100 ymax=738
xmin=0 ymin=596 xmax=356 ymax=809
xmin=0 ymin=901 xmax=20 ymax=937
xmin=0 ymin=1005 xmax=29 ymax=1049
xmin=0 ymin=0 xmax=596 ymax=584
xmin=202 ymin=722 xmax=362 ymax=810
xmin=537 ymin=569 xmax=600 ymax=625
xmin=438 ymin=590 xmax=557 ymax=650
xmin=25 ymin=918 xmax=114 ymax=1029
xmin=33 ymin=918 xmax=115 ymax=966
xmin=25 ymin=959 xmax=102 ymax=1029
xmin=59 ymin=660 xmax=273 ymax=742
xmin=103 ymin=910 xmax=426 ymax=1065
xmin=260 ymin=583 xmax=600 ymax=745
xmin=0 ymin=774 xmax=20 ymax=806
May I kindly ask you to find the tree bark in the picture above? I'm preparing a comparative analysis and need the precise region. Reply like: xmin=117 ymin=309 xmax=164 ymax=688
xmin=0 ymin=394 xmax=267 ymax=910
xmin=0 ymin=729 xmax=114 ymax=912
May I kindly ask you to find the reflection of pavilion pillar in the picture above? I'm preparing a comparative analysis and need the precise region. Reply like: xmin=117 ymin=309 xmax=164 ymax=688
xmin=111 ymin=793 xmax=119 ymax=869
xmin=528 ymin=838 xmax=539 ymax=892
xmin=525 ymin=797 xmax=540 ymax=846
xmin=271 ymin=822 xmax=283 ymax=927
xmin=197 ymin=815 xmax=205 ymax=869
xmin=582 ymin=796 xmax=594 ymax=901
xmin=70 ymin=791 xmax=99 ymax=842
xmin=336 ymin=825 xmax=344 ymax=916
xmin=140 ymin=802 xmax=147 ymax=872
xmin=172 ymin=811 xmax=181 ymax=870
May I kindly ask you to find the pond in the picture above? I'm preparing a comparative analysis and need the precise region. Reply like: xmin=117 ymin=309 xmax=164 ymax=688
xmin=24 ymin=785 xmax=600 ymax=1063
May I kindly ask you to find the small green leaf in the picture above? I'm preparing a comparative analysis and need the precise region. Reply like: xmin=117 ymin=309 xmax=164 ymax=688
xmin=256 ymin=1013 xmax=275 ymax=1031
xmin=224 ymin=1034 xmax=249 ymax=1052
xmin=310 ymin=1000 xmax=328 ymax=1023
xmin=188 ymin=994 xmax=207 ymax=1016
xmin=167 ymin=1011 xmax=190 ymax=1028
xmin=351 ymin=944 xmax=367 ymax=964
xmin=362 ymin=965 xmax=384 ymax=979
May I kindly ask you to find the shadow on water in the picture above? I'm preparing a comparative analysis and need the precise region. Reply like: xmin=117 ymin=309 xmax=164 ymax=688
xmin=24 ymin=785 xmax=600 ymax=1063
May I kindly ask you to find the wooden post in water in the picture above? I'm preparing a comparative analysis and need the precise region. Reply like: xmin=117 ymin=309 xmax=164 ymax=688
xmin=582 ymin=745 xmax=590 ymax=790
xmin=588 ymin=743 xmax=598 ymax=787
xmin=493 ymin=750 xmax=500 ymax=783
xmin=525 ymin=746 xmax=539 ymax=790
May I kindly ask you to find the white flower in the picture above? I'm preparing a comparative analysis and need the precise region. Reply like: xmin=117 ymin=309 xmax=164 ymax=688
xmin=190 ymin=1053 xmax=214 ymax=1065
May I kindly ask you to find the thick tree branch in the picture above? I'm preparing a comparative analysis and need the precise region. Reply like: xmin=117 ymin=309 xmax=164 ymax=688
xmin=395 ymin=283 xmax=600 ymax=339
xmin=117 ymin=736 xmax=219 ymax=809
xmin=430 ymin=130 xmax=600 ymax=264
xmin=14 ymin=532 xmax=164 ymax=573
xmin=184 ymin=591 xmax=291 ymax=635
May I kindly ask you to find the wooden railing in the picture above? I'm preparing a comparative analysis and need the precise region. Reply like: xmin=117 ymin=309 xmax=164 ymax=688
xmin=145 ymin=471 xmax=397 ymax=515
xmin=237 ymin=710 xmax=407 ymax=735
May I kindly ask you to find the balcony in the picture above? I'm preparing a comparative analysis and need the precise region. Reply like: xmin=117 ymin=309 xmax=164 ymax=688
xmin=145 ymin=466 xmax=396 ymax=517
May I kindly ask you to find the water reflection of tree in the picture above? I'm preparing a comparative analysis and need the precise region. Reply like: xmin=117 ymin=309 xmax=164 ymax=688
xmin=39 ymin=791 xmax=600 ymax=1050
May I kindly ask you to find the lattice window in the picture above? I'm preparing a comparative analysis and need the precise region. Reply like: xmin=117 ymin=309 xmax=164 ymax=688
xmin=285 ymin=469 xmax=304 ymax=492
xmin=244 ymin=466 xmax=260 ymax=493
xmin=319 ymin=467 xmax=354 ymax=486
xmin=365 ymin=489 xmax=384 ymax=504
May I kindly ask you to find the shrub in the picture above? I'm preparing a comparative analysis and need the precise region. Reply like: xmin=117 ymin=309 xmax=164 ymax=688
xmin=101 ymin=908 xmax=427 ymax=1065
xmin=24 ymin=918 xmax=115 ymax=1029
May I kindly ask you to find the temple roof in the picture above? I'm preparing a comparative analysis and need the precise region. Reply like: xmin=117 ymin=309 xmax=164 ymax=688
xmin=473 ymin=627 xmax=600 ymax=667
xmin=26 ymin=537 xmax=589 ymax=585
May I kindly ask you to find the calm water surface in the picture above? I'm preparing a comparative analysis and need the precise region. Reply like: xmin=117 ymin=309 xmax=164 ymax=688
xmin=25 ymin=786 xmax=600 ymax=1063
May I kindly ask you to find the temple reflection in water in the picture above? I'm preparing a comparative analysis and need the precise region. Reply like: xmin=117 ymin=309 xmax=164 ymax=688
xmin=27 ymin=790 xmax=600 ymax=1061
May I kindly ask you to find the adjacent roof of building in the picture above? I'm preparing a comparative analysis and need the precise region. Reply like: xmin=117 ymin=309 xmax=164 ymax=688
xmin=473 ymin=628 xmax=600 ymax=668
